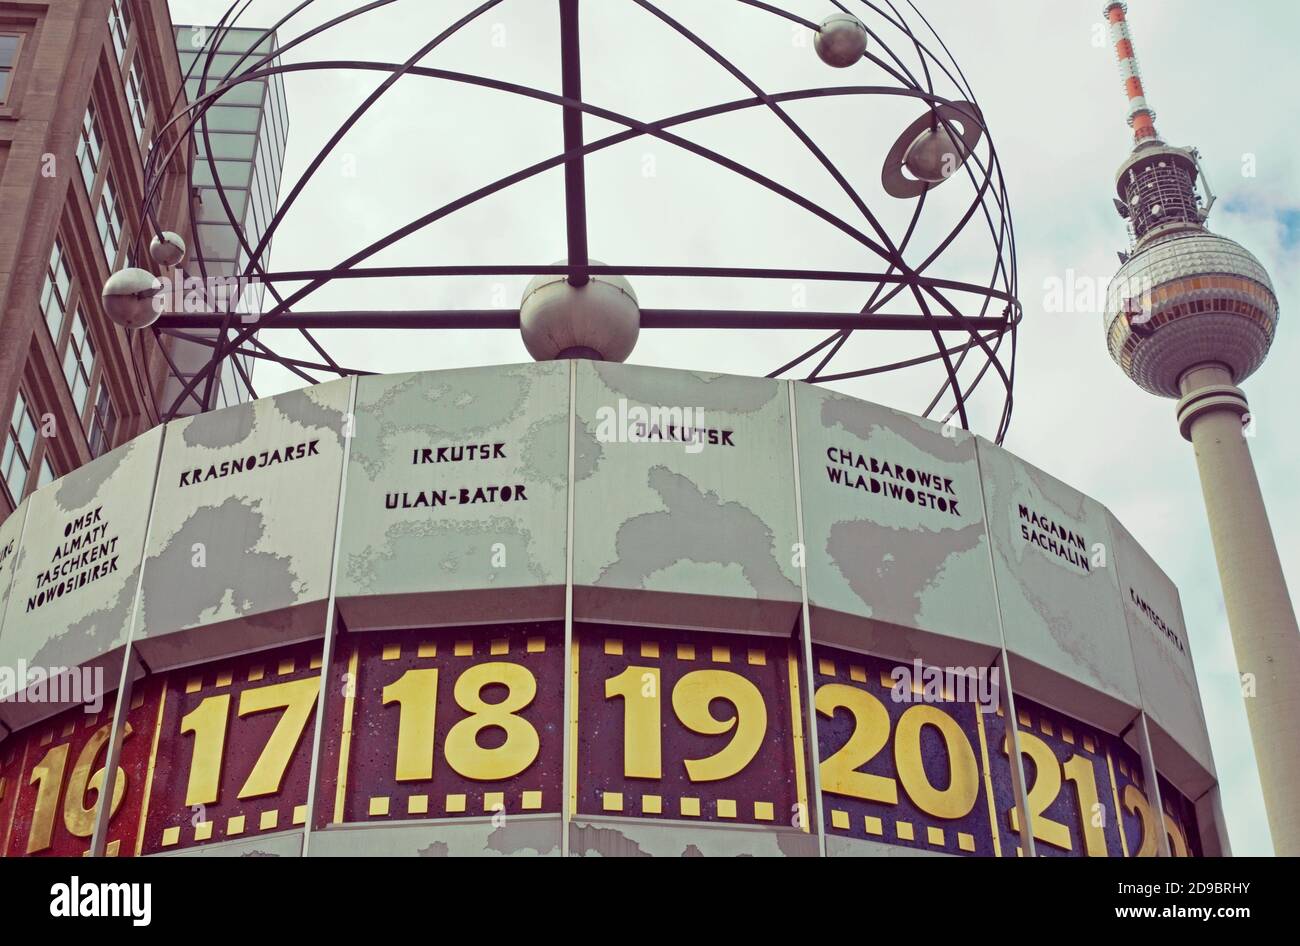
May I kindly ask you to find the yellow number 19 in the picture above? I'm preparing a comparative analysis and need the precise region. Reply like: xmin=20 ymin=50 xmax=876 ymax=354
xmin=605 ymin=667 xmax=767 ymax=782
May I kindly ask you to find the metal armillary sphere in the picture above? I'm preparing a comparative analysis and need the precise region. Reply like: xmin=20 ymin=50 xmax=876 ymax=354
xmin=122 ymin=0 xmax=1019 ymax=442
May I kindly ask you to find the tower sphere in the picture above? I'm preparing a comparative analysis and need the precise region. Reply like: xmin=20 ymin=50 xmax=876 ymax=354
xmin=149 ymin=231 xmax=188 ymax=268
xmin=102 ymin=268 xmax=163 ymax=330
xmin=1104 ymin=231 xmax=1278 ymax=398
xmin=815 ymin=14 xmax=868 ymax=68
xmin=519 ymin=261 xmax=640 ymax=362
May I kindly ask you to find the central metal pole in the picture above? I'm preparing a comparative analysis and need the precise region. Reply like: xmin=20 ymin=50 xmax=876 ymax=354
xmin=559 ymin=0 xmax=589 ymax=286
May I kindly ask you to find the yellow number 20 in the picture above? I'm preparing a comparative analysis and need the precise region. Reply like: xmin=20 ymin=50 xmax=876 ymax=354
xmin=816 ymin=684 xmax=978 ymax=821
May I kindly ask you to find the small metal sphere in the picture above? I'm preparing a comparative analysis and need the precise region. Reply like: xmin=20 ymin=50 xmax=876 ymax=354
xmin=102 ymin=268 xmax=163 ymax=329
xmin=903 ymin=124 xmax=968 ymax=183
xmin=150 ymin=231 xmax=187 ymax=268
xmin=815 ymin=14 xmax=868 ymax=68
xmin=520 ymin=260 xmax=640 ymax=362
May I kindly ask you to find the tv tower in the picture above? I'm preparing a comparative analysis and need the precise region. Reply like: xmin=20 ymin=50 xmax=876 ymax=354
xmin=1102 ymin=2 xmax=1299 ymax=854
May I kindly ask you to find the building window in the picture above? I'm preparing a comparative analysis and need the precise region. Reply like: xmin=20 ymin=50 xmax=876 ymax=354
xmin=62 ymin=308 xmax=96 ymax=417
xmin=88 ymin=386 xmax=116 ymax=459
xmin=0 ymin=33 xmax=20 ymax=106
xmin=76 ymin=104 xmax=104 ymax=194
xmin=126 ymin=54 xmax=151 ymax=143
xmin=2 ymin=391 xmax=39 ymax=504
xmin=109 ymin=0 xmax=132 ymax=64
xmin=96 ymin=174 xmax=124 ymax=265
xmin=40 ymin=238 xmax=74 ymax=341
xmin=38 ymin=456 xmax=56 ymax=490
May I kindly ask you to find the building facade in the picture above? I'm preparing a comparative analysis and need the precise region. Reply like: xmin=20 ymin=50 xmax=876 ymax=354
xmin=0 ymin=0 xmax=192 ymax=519
xmin=163 ymin=23 xmax=288 ymax=413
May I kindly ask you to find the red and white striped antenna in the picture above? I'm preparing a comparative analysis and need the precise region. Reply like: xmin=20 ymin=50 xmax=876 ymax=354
xmin=1104 ymin=2 xmax=1160 ymax=145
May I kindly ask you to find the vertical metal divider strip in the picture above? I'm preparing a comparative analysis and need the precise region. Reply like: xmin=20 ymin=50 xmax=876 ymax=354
xmin=0 ymin=731 xmax=30 ymax=855
xmin=971 ymin=437 xmax=1035 ymax=857
xmin=994 ymin=652 xmax=1035 ymax=857
xmin=0 ymin=500 xmax=31 ymax=652
xmin=1135 ymin=710 xmax=1173 ymax=857
xmin=973 ymin=694 xmax=1003 ymax=857
xmin=1107 ymin=517 xmax=1176 ymax=858
xmin=786 ymin=381 xmax=826 ymax=857
xmin=301 ymin=374 xmax=359 ymax=858
xmin=0 ymin=500 xmax=32 ymax=752
xmin=1104 ymin=744 xmax=1131 ymax=857
xmin=560 ymin=359 xmax=578 ymax=857
xmin=134 ymin=679 xmax=169 ymax=857
xmin=1204 ymin=785 xmax=1231 ymax=856
xmin=91 ymin=423 xmax=168 ymax=856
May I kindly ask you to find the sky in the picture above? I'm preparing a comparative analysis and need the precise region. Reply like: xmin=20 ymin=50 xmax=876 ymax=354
xmin=167 ymin=0 xmax=1300 ymax=855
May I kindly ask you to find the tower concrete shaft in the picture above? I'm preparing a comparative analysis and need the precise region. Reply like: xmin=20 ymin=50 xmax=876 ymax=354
xmin=1177 ymin=364 xmax=1300 ymax=855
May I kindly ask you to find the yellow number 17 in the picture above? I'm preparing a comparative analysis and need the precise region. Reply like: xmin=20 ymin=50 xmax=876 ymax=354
xmin=180 ymin=676 xmax=319 ymax=807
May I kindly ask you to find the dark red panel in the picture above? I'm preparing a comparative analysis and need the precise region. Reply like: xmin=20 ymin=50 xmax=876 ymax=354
xmin=814 ymin=647 xmax=1003 ymax=856
xmin=999 ymin=695 xmax=1126 ymax=857
xmin=2 ymin=682 xmax=160 ymax=858
xmin=0 ymin=737 xmax=23 ymax=856
xmin=315 ymin=622 xmax=563 ymax=827
xmin=576 ymin=624 xmax=809 ymax=828
xmin=1110 ymin=738 xmax=1201 ymax=857
xmin=138 ymin=641 xmax=322 ymax=854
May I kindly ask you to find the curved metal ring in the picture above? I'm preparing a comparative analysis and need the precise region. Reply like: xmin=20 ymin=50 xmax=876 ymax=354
xmin=882 ymin=100 xmax=985 ymax=199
